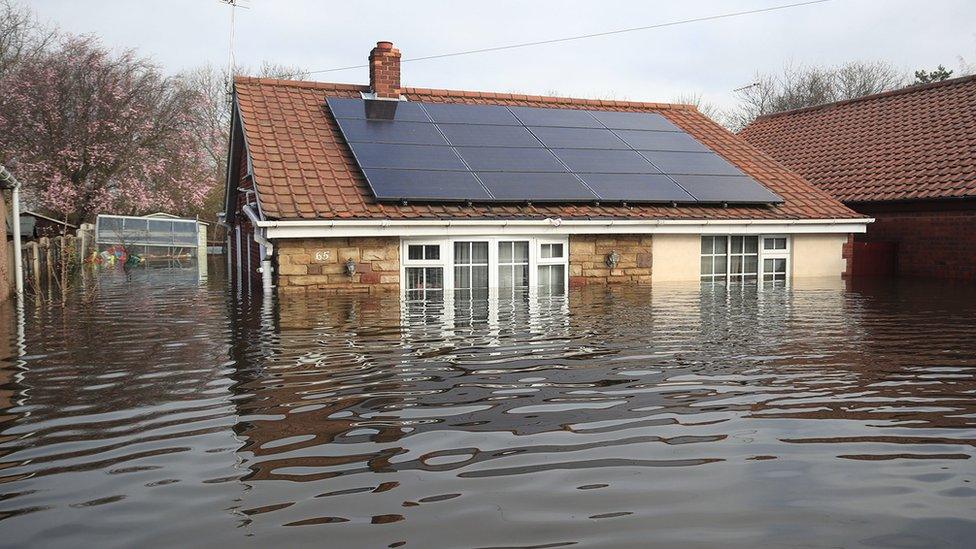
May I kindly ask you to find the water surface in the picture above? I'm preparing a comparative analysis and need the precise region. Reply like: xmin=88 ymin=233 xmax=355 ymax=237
xmin=1 ymin=266 xmax=975 ymax=548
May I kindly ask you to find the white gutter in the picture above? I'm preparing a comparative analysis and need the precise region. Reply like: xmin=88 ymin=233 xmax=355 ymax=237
xmin=250 ymin=216 xmax=873 ymax=239
xmin=0 ymin=165 xmax=24 ymax=296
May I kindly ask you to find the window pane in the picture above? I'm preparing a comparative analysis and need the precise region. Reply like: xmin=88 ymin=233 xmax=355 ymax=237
xmin=472 ymin=242 xmax=488 ymax=263
xmin=744 ymin=236 xmax=758 ymax=254
xmin=731 ymin=236 xmax=743 ymax=254
xmin=539 ymin=264 xmax=565 ymax=295
xmin=499 ymin=242 xmax=512 ymax=263
xmin=541 ymin=244 xmax=551 ymax=259
xmin=744 ymin=255 xmax=758 ymax=274
xmin=406 ymin=267 xmax=423 ymax=289
xmin=550 ymin=265 xmax=565 ymax=294
xmin=701 ymin=256 xmax=712 ymax=276
xmin=455 ymin=241 xmax=470 ymax=264
xmin=515 ymin=264 xmax=529 ymax=287
xmin=455 ymin=265 xmax=470 ymax=289
xmin=775 ymin=258 xmax=786 ymax=272
xmin=714 ymin=236 xmax=727 ymax=254
xmin=763 ymin=258 xmax=775 ymax=273
xmin=425 ymin=245 xmax=440 ymax=260
xmin=499 ymin=265 xmax=513 ymax=287
xmin=408 ymin=245 xmax=424 ymax=260
xmin=730 ymin=256 xmax=742 ymax=274
xmin=714 ymin=255 xmax=727 ymax=275
xmin=514 ymin=241 xmax=529 ymax=262
xmin=425 ymin=267 xmax=443 ymax=289
xmin=472 ymin=265 xmax=489 ymax=290
xmin=764 ymin=237 xmax=787 ymax=250
xmin=701 ymin=236 xmax=713 ymax=254
xmin=550 ymin=243 xmax=563 ymax=258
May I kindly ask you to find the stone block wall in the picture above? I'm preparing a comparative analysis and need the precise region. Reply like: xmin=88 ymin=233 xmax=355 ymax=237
xmin=569 ymin=235 xmax=653 ymax=287
xmin=276 ymin=237 xmax=399 ymax=293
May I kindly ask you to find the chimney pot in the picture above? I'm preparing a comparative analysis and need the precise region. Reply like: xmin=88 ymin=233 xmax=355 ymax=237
xmin=369 ymin=40 xmax=401 ymax=99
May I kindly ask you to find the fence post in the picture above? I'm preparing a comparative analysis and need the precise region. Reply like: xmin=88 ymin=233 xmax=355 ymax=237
xmin=79 ymin=223 xmax=94 ymax=262
xmin=40 ymin=237 xmax=52 ymax=287
xmin=28 ymin=241 xmax=40 ymax=291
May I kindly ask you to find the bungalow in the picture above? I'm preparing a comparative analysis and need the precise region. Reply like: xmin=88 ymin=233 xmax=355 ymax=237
xmin=740 ymin=76 xmax=976 ymax=280
xmin=222 ymin=41 xmax=870 ymax=296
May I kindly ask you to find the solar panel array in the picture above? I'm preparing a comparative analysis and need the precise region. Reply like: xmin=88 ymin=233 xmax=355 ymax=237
xmin=326 ymin=97 xmax=784 ymax=205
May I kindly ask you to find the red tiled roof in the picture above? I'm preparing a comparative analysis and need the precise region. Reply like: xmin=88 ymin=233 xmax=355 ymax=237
xmin=233 ymin=76 xmax=858 ymax=221
xmin=739 ymin=75 xmax=976 ymax=203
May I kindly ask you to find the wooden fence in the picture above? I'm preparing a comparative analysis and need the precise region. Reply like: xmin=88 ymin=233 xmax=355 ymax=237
xmin=21 ymin=223 xmax=94 ymax=294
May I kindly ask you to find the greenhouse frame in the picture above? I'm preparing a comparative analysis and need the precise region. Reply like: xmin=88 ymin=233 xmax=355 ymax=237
xmin=95 ymin=213 xmax=207 ymax=264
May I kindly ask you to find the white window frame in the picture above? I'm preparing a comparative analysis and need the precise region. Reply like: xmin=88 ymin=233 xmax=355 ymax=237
xmin=536 ymin=239 xmax=568 ymax=296
xmin=400 ymin=235 xmax=570 ymax=299
xmin=452 ymin=239 xmax=491 ymax=297
xmin=700 ymin=234 xmax=791 ymax=285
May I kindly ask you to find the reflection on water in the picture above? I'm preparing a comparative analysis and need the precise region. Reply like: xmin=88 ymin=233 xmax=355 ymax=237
xmin=1 ymin=265 xmax=975 ymax=548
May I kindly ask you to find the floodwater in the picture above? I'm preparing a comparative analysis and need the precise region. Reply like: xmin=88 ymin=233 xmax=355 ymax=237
xmin=1 ymin=263 xmax=975 ymax=548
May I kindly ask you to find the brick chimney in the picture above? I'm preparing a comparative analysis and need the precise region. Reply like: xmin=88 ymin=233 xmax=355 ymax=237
xmin=369 ymin=41 xmax=401 ymax=99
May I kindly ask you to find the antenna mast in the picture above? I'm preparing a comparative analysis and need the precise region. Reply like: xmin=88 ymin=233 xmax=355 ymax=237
xmin=218 ymin=0 xmax=249 ymax=94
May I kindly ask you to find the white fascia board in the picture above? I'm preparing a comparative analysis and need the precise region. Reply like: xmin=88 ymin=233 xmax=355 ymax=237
xmin=260 ymin=217 xmax=872 ymax=240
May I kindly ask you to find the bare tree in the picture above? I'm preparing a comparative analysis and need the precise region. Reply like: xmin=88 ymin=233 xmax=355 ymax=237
xmin=671 ymin=92 xmax=725 ymax=126
xmin=728 ymin=61 xmax=908 ymax=131
xmin=0 ymin=0 xmax=56 ymax=77
xmin=178 ymin=61 xmax=308 ymax=224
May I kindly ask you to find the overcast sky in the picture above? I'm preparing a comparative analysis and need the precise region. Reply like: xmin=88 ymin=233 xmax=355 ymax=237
xmin=25 ymin=0 xmax=976 ymax=110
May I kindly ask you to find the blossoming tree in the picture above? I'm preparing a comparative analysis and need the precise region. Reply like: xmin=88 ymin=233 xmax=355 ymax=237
xmin=0 ymin=34 xmax=213 ymax=223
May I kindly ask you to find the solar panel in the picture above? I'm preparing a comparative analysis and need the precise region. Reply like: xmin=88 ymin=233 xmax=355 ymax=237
xmin=334 ymin=118 xmax=448 ymax=146
xmin=325 ymin=97 xmax=783 ymax=204
xmin=579 ymin=174 xmax=695 ymax=202
xmin=456 ymin=147 xmax=567 ymax=173
xmin=326 ymin=97 xmax=430 ymax=122
xmin=347 ymin=142 xmax=466 ymax=170
xmin=363 ymin=169 xmax=492 ymax=200
xmin=423 ymin=103 xmax=520 ymax=125
xmin=439 ymin=124 xmax=542 ymax=147
xmin=553 ymin=149 xmax=662 ymax=174
xmin=641 ymin=151 xmax=745 ymax=176
xmin=477 ymin=173 xmax=598 ymax=201
xmin=612 ymin=130 xmax=709 ymax=152
xmin=589 ymin=110 xmax=680 ymax=131
xmin=509 ymin=106 xmax=604 ymax=128
xmin=671 ymin=175 xmax=784 ymax=204
xmin=528 ymin=126 xmax=628 ymax=149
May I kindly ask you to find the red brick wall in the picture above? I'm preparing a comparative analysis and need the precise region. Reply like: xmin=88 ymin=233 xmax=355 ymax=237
xmin=369 ymin=41 xmax=401 ymax=98
xmin=854 ymin=201 xmax=976 ymax=280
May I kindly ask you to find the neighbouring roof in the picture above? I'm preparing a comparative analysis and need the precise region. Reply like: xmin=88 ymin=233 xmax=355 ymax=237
xmin=739 ymin=75 xmax=976 ymax=203
xmin=233 ymin=76 xmax=858 ymax=221
xmin=22 ymin=210 xmax=78 ymax=228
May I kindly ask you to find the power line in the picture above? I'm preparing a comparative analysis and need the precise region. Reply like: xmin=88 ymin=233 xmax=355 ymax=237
xmin=298 ymin=0 xmax=832 ymax=77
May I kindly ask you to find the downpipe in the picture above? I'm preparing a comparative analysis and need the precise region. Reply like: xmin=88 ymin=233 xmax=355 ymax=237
xmin=242 ymin=204 xmax=274 ymax=294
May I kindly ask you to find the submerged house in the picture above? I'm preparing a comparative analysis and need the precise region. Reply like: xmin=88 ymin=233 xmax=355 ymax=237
xmin=740 ymin=76 xmax=976 ymax=280
xmin=222 ymin=41 xmax=870 ymax=296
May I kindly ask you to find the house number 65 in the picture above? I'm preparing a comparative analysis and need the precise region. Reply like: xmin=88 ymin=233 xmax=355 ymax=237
xmin=314 ymin=250 xmax=331 ymax=262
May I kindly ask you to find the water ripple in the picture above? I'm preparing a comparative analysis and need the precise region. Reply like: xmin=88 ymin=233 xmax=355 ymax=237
xmin=0 ymin=269 xmax=975 ymax=547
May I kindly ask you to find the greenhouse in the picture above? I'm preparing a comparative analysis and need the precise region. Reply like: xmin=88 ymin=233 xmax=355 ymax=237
xmin=95 ymin=213 xmax=207 ymax=265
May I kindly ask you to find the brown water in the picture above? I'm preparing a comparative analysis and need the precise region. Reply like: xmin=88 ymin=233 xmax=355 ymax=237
xmin=1 ymin=265 xmax=975 ymax=548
